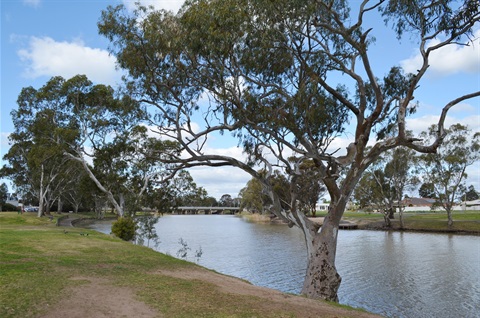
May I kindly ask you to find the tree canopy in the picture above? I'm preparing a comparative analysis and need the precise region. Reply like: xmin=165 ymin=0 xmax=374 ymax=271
xmin=1 ymin=75 xmax=193 ymax=217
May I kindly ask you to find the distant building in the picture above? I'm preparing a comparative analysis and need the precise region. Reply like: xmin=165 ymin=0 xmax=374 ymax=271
xmin=463 ymin=199 xmax=480 ymax=210
xmin=401 ymin=197 xmax=436 ymax=208
xmin=316 ymin=203 xmax=329 ymax=211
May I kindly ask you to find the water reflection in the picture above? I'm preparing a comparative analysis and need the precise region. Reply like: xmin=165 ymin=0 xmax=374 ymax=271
xmin=87 ymin=215 xmax=480 ymax=318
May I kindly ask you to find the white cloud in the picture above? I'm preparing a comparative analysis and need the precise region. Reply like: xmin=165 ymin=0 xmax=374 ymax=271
xmin=406 ymin=114 xmax=480 ymax=136
xmin=23 ymin=0 xmax=40 ymax=8
xmin=449 ymin=102 xmax=478 ymax=114
xmin=123 ymin=0 xmax=185 ymax=13
xmin=189 ymin=166 xmax=251 ymax=199
xmin=18 ymin=36 xmax=120 ymax=85
xmin=401 ymin=29 xmax=480 ymax=76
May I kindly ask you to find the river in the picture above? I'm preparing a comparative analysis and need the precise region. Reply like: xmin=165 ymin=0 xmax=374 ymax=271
xmin=88 ymin=214 xmax=480 ymax=318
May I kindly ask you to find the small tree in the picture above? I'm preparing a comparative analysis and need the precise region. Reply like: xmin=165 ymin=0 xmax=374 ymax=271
xmin=111 ymin=217 xmax=137 ymax=241
xmin=419 ymin=124 xmax=480 ymax=228
xmin=136 ymin=216 xmax=160 ymax=247
xmin=354 ymin=147 xmax=418 ymax=228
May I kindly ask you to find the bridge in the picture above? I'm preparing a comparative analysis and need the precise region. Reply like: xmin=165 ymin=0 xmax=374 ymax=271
xmin=174 ymin=206 xmax=241 ymax=215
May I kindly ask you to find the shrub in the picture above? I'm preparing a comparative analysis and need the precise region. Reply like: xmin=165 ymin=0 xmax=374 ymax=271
xmin=1 ymin=203 xmax=20 ymax=212
xmin=111 ymin=217 xmax=136 ymax=241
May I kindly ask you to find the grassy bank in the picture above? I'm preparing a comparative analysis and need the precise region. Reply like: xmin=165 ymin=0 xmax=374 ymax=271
xmin=341 ymin=211 xmax=480 ymax=234
xmin=0 ymin=212 xmax=380 ymax=318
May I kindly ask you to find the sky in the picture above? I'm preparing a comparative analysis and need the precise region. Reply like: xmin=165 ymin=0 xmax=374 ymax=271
xmin=1 ymin=0 xmax=479 ymax=200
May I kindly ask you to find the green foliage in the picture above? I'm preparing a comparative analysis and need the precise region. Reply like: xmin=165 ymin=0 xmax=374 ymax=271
xmin=465 ymin=185 xmax=479 ymax=201
xmin=1 ymin=203 xmax=20 ymax=212
xmin=136 ymin=216 xmax=160 ymax=247
xmin=239 ymin=177 xmax=267 ymax=213
xmin=419 ymin=124 xmax=480 ymax=213
xmin=419 ymin=182 xmax=436 ymax=198
xmin=111 ymin=217 xmax=137 ymax=241
xmin=0 ymin=183 xmax=8 ymax=204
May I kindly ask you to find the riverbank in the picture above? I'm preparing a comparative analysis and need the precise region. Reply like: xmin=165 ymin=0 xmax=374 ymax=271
xmin=0 ymin=212 xmax=382 ymax=318
xmin=241 ymin=211 xmax=480 ymax=235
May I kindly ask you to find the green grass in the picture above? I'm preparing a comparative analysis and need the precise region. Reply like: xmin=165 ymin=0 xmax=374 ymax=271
xmin=0 ymin=212 xmax=371 ymax=318
xmin=340 ymin=211 xmax=480 ymax=233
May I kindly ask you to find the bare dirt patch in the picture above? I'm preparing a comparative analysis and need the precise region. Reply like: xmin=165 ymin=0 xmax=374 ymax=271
xmin=40 ymin=276 xmax=159 ymax=318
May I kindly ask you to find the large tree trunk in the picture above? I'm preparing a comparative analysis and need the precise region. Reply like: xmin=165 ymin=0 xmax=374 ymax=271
xmin=37 ymin=191 xmax=44 ymax=217
xmin=301 ymin=215 xmax=342 ymax=301
xmin=446 ymin=208 xmax=453 ymax=228
xmin=399 ymin=207 xmax=405 ymax=229
xmin=301 ymin=199 xmax=346 ymax=301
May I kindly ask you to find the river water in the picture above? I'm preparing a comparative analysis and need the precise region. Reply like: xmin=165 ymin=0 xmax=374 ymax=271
xmin=88 ymin=215 xmax=480 ymax=318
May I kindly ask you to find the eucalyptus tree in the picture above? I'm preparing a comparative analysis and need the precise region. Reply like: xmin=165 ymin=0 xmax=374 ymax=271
xmin=418 ymin=124 xmax=480 ymax=227
xmin=239 ymin=177 xmax=269 ymax=213
xmin=4 ymin=75 xmax=181 ymax=217
xmin=2 ymin=78 xmax=81 ymax=216
xmin=99 ymin=0 xmax=480 ymax=301
xmin=354 ymin=147 xmax=418 ymax=228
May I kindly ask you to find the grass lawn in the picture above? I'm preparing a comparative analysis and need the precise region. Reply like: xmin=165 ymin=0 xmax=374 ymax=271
xmin=340 ymin=211 xmax=480 ymax=233
xmin=0 ymin=212 xmax=378 ymax=318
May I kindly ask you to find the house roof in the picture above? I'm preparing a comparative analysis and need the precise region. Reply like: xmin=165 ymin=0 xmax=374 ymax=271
xmin=402 ymin=197 xmax=436 ymax=206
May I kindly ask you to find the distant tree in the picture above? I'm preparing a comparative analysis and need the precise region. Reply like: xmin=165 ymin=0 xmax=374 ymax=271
xmin=270 ymin=170 xmax=291 ymax=211
xmin=169 ymin=170 xmax=208 ymax=207
xmin=294 ymin=160 xmax=326 ymax=216
xmin=0 ymin=183 xmax=8 ymax=210
xmin=419 ymin=183 xmax=436 ymax=199
xmin=239 ymin=177 xmax=269 ymax=213
xmin=2 ymin=79 xmax=80 ymax=217
xmin=63 ymin=166 xmax=96 ymax=213
xmin=355 ymin=147 xmax=418 ymax=228
xmin=4 ymin=75 xmax=182 ymax=217
xmin=419 ymin=124 xmax=480 ymax=227
xmin=219 ymin=194 xmax=234 ymax=207
xmin=356 ymin=167 xmax=397 ymax=227
xmin=464 ymin=185 xmax=479 ymax=201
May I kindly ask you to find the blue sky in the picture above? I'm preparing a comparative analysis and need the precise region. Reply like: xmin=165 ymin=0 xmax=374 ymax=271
xmin=1 ymin=0 xmax=479 ymax=200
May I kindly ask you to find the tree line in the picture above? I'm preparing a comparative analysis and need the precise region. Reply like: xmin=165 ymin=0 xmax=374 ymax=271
xmin=2 ymin=0 xmax=479 ymax=303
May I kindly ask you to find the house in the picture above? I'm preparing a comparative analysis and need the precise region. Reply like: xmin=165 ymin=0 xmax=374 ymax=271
xmin=401 ymin=197 xmax=436 ymax=208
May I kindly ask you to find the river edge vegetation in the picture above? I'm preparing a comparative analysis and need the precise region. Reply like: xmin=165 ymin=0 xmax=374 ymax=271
xmin=0 ymin=212 xmax=382 ymax=318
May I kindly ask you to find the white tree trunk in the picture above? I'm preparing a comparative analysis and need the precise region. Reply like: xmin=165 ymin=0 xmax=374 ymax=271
xmin=37 ymin=164 xmax=45 ymax=217
xmin=65 ymin=153 xmax=124 ymax=217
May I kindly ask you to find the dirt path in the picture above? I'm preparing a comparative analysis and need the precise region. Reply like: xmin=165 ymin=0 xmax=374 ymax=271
xmin=40 ymin=277 xmax=159 ymax=318
xmin=41 ymin=269 xmax=382 ymax=318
